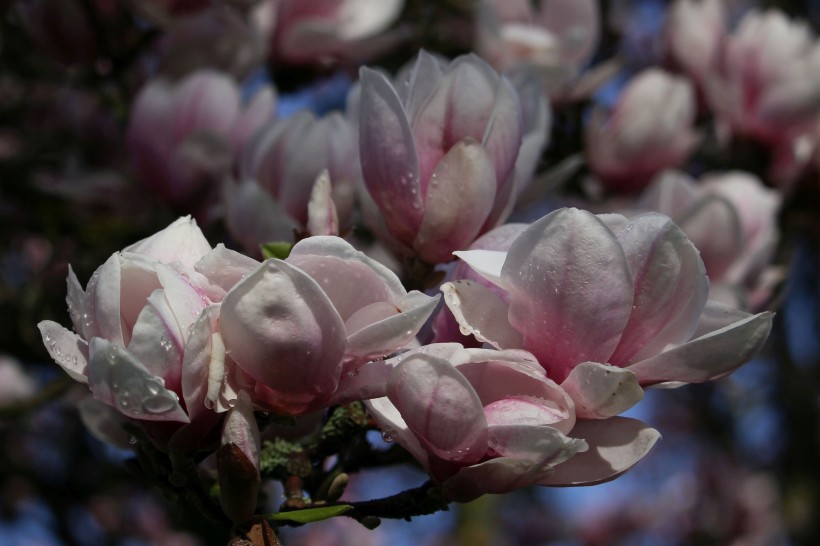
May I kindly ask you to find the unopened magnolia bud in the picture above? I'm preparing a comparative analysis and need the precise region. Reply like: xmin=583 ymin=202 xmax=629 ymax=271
xmin=326 ymin=472 xmax=349 ymax=502
xmin=218 ymin=443 xmax=261 ymax=523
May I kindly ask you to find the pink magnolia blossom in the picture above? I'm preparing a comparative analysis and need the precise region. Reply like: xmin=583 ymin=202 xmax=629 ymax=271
xmin=475 ymin=0 xmax=600 ymax=99
xmin=214 ymin=236 xmax=440 ymax=415
xmin=36 ymin=217 xmax=241 ymax=439
xmin=703 ymin=8 xmax=820 ymax=146
xmin=127 ymin=70 xmax=275 ymax=209
xmin=663 ymin=0 xmax=726 ymax=87
xmin=265 ymin=0 xmax=405 ymax=65
xmin=225 ymin=111 xmax=357 ymax=252
xmin=442 ymin=208 xmax=773 ymax=410
xmin=586 ymin=69 xmax=698 ymax=192
xmin=639 ymin=170 xmax=782 ymax=309
xmin=359 ymin=51 xmax=529 ymax=263
xmin=363 ymin=343 xmax=659 ymax=501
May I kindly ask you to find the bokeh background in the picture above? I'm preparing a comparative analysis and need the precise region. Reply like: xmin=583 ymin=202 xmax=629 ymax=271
xmin=2 ymin=1 xmax=820 ymax=545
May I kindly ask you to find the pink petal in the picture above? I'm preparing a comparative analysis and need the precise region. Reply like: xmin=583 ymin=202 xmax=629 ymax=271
xmin=38 ymin=320 xmax=89 ymax=383
xmin=628 ymin=311 xmax=773 ymax=386
xmin=454 ymin=350 xmax=576 ymax=435
xmin=399 ymin=50 xmax=446 ymax=121
xmin=289 ymin=235 xmax=406 ymax=296
xmin=501 ymin=208 xmax=633 ymax=382
xmin=609 ymin=213 xmax=709 ymax=365
xmin=388 ymin=353 xmax=488 ymax=463
xmin=172 ymin=70 xmax=240 ymax=142
xmin=441 ymin=280 xmax=522 ymax=349
xmin=561 ymin=362 xmax=644 ymax=419
xmin=539 ymin=417 xmax=660 ymax=486
xmin=219 ymin=259 xmax=346 ymax=414
xmin=677 ymin=195 xmax=743 ymax=280
xmin=415 ymin=140 xmax=497 ymax=263
xmin=446 ymin=56 xmax=523 ymax=200
xmin=359 ymin=67 xmax=423 ymax=242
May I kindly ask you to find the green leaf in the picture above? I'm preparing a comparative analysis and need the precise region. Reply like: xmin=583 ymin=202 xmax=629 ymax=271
xmin=269 ymin=504 xmax=353 ymax=523
xmin=261 ymin=241 xmax=294 ymax=260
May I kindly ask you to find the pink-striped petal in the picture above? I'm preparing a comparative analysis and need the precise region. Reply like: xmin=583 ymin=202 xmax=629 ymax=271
xmin=388 ymin=353 xmax=488 ymax=463
xmin=502 ymin=208 xmax=633 ymax=382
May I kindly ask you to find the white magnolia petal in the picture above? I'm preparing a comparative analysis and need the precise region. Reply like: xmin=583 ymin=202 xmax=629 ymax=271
xmin=539 ymin=417 xmax=660 ymax=486
xmin=561 ymin=362 xmax=644 ymax=419
xmin=38 ymin=321 xmax=89 ymax=383
xmin=628 ymin=311 xmax=773 ymax=386
xmin=441 ymin=280 xmax=522 ymax=349
xmin=180 ymin=305 xmax=219 ymax=419
xmin=87 ymin=338 xmax=189 ymax=423
xmin=452 ymin=249 xmax=508 ymax=287
xmin=345 ymin=292 xmax=440 ymax=362
xmin=123 ymin=216 xmax=212 ymax=268
xmin=306 ymin=170 xmax=340 ymax=236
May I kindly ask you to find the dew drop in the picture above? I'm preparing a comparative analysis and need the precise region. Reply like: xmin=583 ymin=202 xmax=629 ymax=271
xmin=128 ymin=436 xmax=138 ymax=445
xmin=143 ymin=394 xmax=177 ymax=414
xmin=381 ymin=431 xmax=394 ymax=443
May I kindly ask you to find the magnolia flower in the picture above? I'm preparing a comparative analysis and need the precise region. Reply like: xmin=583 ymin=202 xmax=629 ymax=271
xmin=704 ymin=9 xmax=820 ymax=146
xmin=265 ymin=0 xmax=405 ymax=65
xmin=215 ymin=236 xmax=440 ymax=415
xmin=359 ymin=51 xmax=528 ymax=263
xmin=586 ymin=69 xmax=698 ymax=192
xmin=475 ymin=0 xmax=600 ymax=99
xmin=36 ymin=218 xmax=242 ymax=441
xmin=226 ymin=111 xmax=357 ymax=252
xmin=639 ymin=170 xmax=782 ymax=309
xmin=663 ymin=0 xmax=725 ymax=87
xmin=127 ymin=70 xmax=275 ymax=209
xmin=363 ymin=344 xmax=659 ymax=501
xmin=443 ymin=208 xmax=772 ymax=410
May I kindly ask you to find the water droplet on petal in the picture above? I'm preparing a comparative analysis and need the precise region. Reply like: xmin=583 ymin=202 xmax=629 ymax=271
xmin=381 ymin=431 xmax=394 ymax=443
xmin=143 ymin=394 xmax=177 ymax=414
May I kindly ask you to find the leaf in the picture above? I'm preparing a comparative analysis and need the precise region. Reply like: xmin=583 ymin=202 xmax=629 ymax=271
xmin=268 ymin=504 xmax=353 ymax=523
xmin=261 ymin=241 xmax=294 ymax=260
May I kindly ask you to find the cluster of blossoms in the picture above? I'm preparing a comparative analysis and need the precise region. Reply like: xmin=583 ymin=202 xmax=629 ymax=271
xmin=30 ymin=0 xmax=799 ymax=542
